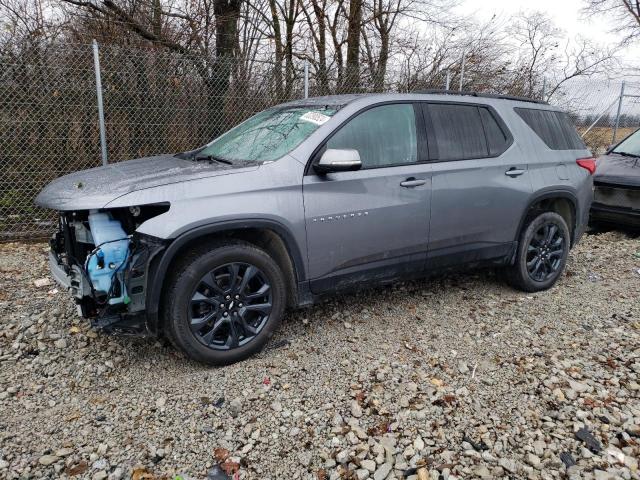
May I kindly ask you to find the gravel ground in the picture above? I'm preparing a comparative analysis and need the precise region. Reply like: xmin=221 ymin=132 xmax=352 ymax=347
xmin=0 ymin=231 xmax=639 ymax=480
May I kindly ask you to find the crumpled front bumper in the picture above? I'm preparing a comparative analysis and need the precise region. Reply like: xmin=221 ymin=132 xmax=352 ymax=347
xmin=48 ymin=250 xmax=71 ymax=289
xmin=48 ymin=249 xmax=91 ymax=300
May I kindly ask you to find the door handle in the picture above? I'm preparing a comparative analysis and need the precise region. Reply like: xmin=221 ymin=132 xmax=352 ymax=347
xmin=505 ymin=168 xmax=525 ymax=177
xmin=400 ymin=177 xmax=426 ymax=187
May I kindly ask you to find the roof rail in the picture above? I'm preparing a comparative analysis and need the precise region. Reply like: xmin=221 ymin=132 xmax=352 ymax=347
xmin=413 ymin=89 xmax=548 ymax=105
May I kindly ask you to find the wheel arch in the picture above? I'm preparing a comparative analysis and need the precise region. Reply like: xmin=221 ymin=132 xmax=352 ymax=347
xmin=518 ymin=190 xmax=579 ymax=247
xmin=145 ymin=219 xmax=305 ymax=332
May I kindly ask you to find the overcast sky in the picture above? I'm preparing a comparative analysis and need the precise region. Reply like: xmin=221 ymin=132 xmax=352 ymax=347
xmin=459 ymin=0 xmax=639 ymax=68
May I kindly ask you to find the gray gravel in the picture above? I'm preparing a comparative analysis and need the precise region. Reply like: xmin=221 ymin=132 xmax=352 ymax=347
xmin=0 ymin=231 xmax=639 ymax=480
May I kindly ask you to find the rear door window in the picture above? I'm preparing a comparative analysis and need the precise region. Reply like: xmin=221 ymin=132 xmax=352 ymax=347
xmin=427 ymin=104 xmax=487 ymax=161
xmin=424 ymin=103 xmax=510 ymax=161
xmin=515 ymin=107 xmax=586 ymax=150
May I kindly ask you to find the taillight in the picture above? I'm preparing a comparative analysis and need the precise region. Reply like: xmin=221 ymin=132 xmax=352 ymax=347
xmin=576 ymin=157 xmax=596 ymax=175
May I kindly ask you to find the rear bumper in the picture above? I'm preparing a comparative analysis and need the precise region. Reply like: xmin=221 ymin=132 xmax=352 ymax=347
xmin=590 ymin=203 xmax=640 ymax=228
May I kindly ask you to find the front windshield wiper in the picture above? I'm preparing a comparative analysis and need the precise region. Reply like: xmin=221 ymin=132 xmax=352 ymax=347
xmin=613 ymin=151 xmax=640 ymax=158
xmin=193 ymin=154 xmax=233 ymax=165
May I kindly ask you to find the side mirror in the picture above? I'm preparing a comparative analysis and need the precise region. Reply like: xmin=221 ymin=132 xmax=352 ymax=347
xmin=314 ymin=149 xmax=362 ymax=174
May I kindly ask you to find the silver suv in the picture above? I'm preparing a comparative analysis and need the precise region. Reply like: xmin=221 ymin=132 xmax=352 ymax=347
xmin=36 ymin=92 xmax=595 ymax=365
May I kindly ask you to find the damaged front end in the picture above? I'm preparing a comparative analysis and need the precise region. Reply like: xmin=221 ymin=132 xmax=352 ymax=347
xmin=49 ymin=205 xmax=168 ymax=335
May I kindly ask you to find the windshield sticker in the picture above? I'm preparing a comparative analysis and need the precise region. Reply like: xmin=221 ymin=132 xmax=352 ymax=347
xmin=300 ymin=111 xmax=331 ymax=126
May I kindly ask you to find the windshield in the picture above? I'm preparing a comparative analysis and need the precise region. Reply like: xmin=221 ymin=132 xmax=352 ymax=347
xmin=612 ymin=129 xmax=640 ymax=157
xmin=197 ymin=105 xmax=339 ymax=163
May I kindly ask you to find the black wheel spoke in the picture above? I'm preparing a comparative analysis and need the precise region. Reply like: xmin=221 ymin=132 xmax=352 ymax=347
xmin=190 ymin=311 xmax=216 ymax=334
xmin=225 ymin=319 xmax=240 ymax=348
xmin=245 ymin=283 xmax=270 ymax=300
xmin=531 ymin=258 xmax=543 ymax=277
xmin=189 ymin=261 xmax=273 ymax=351
xmin=201 ymin=273 xmax=225 ymax=295
xmin=238 ymin=314 xmax=259 ymax=336
xmin=238 ymin=265 xmax=257 ymax=294
xmin=226 ymin=264 xmax=240 ymax=293
xmin=191 ymin=291 xmax=218 ymax=306
xmin=545 ymin=224 xmax=557 ymax=244
xmin=242 ymin=302 xmax=272 ymax=315
xmin=526 ymin=256 xmax=539 ymax=269
xmin=200 ymin=318 xmax=226 ymax=345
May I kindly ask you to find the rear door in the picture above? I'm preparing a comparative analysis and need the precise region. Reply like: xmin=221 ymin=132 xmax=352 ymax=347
xmin=423 ymin=102 xmax=533 ymax=268
xmin=303 ymin=103 xmax=432 ymax=293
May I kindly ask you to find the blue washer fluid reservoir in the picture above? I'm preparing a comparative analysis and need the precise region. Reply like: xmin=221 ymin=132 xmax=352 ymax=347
xmin=86 ymin=211 xmax=130 ymax=305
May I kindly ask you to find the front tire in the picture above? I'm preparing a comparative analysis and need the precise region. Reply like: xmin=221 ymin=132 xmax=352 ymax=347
xmin=503 ymin=211 xmax=570 ymax=292
xmin=163 ymin=241 xmax=286 ymax=365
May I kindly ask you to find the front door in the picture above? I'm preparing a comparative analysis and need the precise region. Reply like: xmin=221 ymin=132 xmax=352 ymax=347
xmin=302 ymin=103 xmax=432 ymax=294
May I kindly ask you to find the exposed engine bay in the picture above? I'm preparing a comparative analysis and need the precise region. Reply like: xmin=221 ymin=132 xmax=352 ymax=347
xmin=49 ymin=204 xmax=168 ymax=334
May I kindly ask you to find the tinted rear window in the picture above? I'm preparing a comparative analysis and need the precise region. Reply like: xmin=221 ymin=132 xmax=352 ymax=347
xmin=515 ymin=107 xmax=585 ymax=150
xmin=428 ymin=104 xmax=487 ymax=160
xmin=427 ymin=104 xmax=510 ymax=161
xmin=480 ymin=107 xmax=509 ymax=156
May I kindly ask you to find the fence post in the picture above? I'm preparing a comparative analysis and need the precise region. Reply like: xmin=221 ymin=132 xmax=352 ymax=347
xmin=445 ymin=69 xmax=450 ymax=90
xmin=459 ymin=50 xmax=465 ymax=91
xmin=92 ymin=39 xmax=108 ymax=166
xmin=304 ymin=59 xmax=309 ymax=99
xmin=612 ymin=81 xmax=626 ymax=145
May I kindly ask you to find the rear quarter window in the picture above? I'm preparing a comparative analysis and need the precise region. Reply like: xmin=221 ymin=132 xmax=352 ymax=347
xmin=479 ymin=107 xmax=509 ymax=156
xmin=515 ymin=107 xmax=586 ymax=150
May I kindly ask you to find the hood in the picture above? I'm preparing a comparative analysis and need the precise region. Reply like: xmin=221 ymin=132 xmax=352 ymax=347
xmin=35 ymin=154 xmax=259 ymax=211
xmin=595 ymin=153 xmax=640 ymax=187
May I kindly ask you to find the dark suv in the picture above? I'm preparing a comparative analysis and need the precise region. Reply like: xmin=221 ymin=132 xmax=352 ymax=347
xmin=36 ymin=92 xmax=594 ymax=365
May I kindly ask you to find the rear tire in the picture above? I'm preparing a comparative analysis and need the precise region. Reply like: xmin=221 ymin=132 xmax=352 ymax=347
xmin=503 ymin=211 xmax=570 ymax=292
xmin=163 ymin=241 xmax=286 ymax=365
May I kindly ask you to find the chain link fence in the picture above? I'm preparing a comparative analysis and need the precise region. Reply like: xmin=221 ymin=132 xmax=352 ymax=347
xmin=1 ymin=42 xmax=639 ymax=240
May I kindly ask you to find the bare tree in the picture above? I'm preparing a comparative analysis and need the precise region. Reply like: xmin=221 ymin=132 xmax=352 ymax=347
xmin=299 ymin=0 xmax=349 ymax=93
xmin=59 ymin=0 xmax=243 ymax=135
xmin=360 ymin=0 xmax=456 ymax=92
xmin=300 ymin=0 xmax=333 ymax=94
xmin=583 ymin=0 xmax=640 ymax=44
xmin=262 ymin=0 xmax=301 ymax=98
xmin=508 ymin=11 xmax=617 ymax=100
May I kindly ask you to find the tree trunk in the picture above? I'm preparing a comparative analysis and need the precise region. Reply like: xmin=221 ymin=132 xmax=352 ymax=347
xmin=343 ymin=0 xmax=362 ymax=93
xmin=268 ymin=0 xmax=285 ymax=100
xmin=312 ymin=1 xmax=329 ymax=95
xmin=208 ymin=0 xmax=241 ymax=137
xmin=284 ymin=0 xmax=296 ymax=98
xmin=151 ymin=0 xmax=162 ymax=38
xmin=373 ymin=30 xmax=389 ymax=92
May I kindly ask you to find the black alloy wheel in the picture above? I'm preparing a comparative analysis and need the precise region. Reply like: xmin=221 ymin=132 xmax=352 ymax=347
xmin=503 ymin=211 xmax=570 ymax=292
xmin=189 ymin=262 xmax=273 ymax=350
xmin=164 ymin=241 xmax=286 ymax=365
xmin=525 ymin=222 xmax=565 ymax=282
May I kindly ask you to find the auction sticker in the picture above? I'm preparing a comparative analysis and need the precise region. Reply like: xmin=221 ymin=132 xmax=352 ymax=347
xmin=300 ymin=111 xmax=331 ymax=125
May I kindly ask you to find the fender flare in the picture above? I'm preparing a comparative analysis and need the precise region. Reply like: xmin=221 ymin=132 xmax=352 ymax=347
xmin=144 ymin=219 xmax=306 ymax=330
xmin=517 ymin=189 xmax=580 ymax=244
